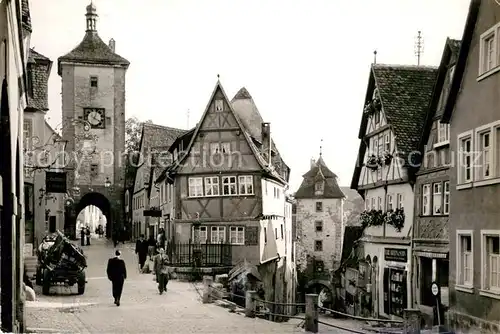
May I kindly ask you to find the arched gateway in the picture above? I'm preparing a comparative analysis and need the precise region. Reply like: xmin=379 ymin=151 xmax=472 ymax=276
xmin=69 ymin=192 xmax=112 ymax=238
xmin=58 ymin=2 xmax=129 ymax=239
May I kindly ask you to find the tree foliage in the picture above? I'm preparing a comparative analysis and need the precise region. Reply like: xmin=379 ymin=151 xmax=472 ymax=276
xmin=124 ymin=116 xmax=153 ymax=188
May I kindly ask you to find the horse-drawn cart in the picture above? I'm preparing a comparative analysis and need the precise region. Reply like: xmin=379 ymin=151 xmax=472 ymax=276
xmin=35 ymin=230 xmax=87 ymax=295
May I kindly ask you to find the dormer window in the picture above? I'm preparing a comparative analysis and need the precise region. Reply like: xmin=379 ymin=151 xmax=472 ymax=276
xmin=315 ymin=181 xmax=324 ymax=195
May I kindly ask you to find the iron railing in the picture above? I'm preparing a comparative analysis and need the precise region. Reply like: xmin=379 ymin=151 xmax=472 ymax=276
xmin=168 ymin=240 xmax=232 ymax=267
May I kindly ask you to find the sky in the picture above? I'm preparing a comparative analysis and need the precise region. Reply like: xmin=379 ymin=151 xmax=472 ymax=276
xmin=30 ymin=0 xmax=470 ymax=192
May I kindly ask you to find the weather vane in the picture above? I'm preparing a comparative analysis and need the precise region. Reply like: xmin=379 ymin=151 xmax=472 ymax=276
xmin=319 ymin=139 xmax=323 ymax=157
xmin=373 ymin=50 xmax=377 ymax=64
xmin=414 ymin=31 xmax=424 ymax=66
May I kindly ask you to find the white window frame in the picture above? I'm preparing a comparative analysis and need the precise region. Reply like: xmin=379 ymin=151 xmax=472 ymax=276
xmin=377 ymin=197 xmax=382 ymax=210
xmin=422 ymin=184 xmax=430 ymax=215
xmin=222 ymin=176 xmax=237 ymax=195
xmin=238 ymin=175 xmax=254 ymax=195
xmin=192 ymin=226 xmax=208 ymax=243
xmin=456 ymin=230 xmax=474 ymax=289
xmin=204 ymin=176 xmax=220 ymax=197
xmin=188 ymin=177 xmax=203 ymax=197
xmin=371 ymin=198 xmax=375 ymax=210
xmin=480 ymin=230 xmax=500 ymax=295
xmin=211 ymin=226 xmax=226 ymax=243
xmin=384 ymin=133 xmax=390 ymax=152
xmin=476 ymin=128 xmax=492 ymax=180
xmin=435 ymin=121 xmax=450 ymax=147
xmin=386 ymin=194 xmax=393 ymax=211
xmin=396 ymin=193 xmax=404 ymax=209
xmin=479 ymin=25 xmax=499 ymax=78
xmin=432 ymin=183 xmax=442 ymax=215
xmin=229 ymin=226 xmax=245 ymax=245
xmin=473 ymin=122 xmax=500 ymax=187
xmin=443 ymin=181 xmax=450 ymax=215
xmin=457 ymin=130 xmax=473 ymax=186
xmin=215 ymin=99 xmax=224 ymax=112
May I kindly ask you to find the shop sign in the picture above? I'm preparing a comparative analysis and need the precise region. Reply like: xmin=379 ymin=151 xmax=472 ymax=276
xmin=384 ymin=248 xmax=407 ymax=262
xmin=46 ymin=172 xmax=67 ymax=193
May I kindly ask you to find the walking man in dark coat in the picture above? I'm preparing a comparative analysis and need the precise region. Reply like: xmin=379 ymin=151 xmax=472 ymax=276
xmin=135 ymin=234 xmax=148 ymax=271
xmin=106 ymin=250 xmax=127 ymax=306
xmin=80 ymin=228 xmax=85 ymax=246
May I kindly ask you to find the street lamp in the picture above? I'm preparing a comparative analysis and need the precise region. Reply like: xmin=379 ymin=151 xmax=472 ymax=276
xmin=104 ymin=177 xmax=111 ymax=188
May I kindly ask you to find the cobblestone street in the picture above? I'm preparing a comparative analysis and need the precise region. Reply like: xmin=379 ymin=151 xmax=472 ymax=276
xmin=25 ymin=238 xmax=357 ymax=333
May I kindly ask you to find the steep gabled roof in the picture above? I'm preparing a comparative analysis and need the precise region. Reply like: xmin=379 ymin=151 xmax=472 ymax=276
xmin=21 ymin=0 xmax=31 ymax=33
xmin=169 ymin=81 xmax=287 ymax=184
xmin=351 ymin=64 xmax=438 ymax=193
xmin=372 ymin=65 xmax=438 ymax=156
xmin=418 ymin=38 xmax=461 ymax=153
xmin=231 ymin=87 xmax=291 ymax=182
xmin=442 ymin=0 xmax=481 ymax=123
xmin=133 ymin=123 xmax=186 ymax=193
xmin=295 ymin=156 xmax=344 ymax=199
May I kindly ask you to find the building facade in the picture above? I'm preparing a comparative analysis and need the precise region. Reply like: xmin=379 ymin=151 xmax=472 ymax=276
xmin=440 ymin=0 xmax=500 ymax=331
xmin=58 ymin=2 xmax=129 ymax=239
xmin=131 ymin=123 xmax=184 ymax=239
xmin=160 ymin=81 xmax=295 ymax=311
xmin=295 ymin=157 xmax=345 ymax=280
xmin=0 ymin=0 xmax=32 ymax=331
xmin=412 ymin=38 xmax=460 ymax=325
xmin=23 ymin=49 xmax=65 ymax=251
xmin=351 ymin=64 xmax=437 ymax=318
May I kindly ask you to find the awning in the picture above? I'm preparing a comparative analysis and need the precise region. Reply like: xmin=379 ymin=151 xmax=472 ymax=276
xmin=414 ymin=246 xmax=449 ymax=259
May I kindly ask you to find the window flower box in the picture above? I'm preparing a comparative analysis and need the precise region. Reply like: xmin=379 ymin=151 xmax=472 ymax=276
xmin=381 ymin=151 xmax=393 ymax=165
xmin=366 ymin=155 xmax=379 ymax=170
xmin=360 ymin=209 xmax=384 ymax=229
xmin=384 ymin=208 xmax=405 ymax=232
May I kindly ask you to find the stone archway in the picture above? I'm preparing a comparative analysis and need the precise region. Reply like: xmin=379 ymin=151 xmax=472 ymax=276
xmin=68 ymin=192 xmax=113 ymax=239
xmin=305 ymin=279 xmax=335 ymax=309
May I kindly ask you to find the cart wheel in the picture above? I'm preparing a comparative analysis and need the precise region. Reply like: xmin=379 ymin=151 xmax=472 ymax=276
xmin=35 ymin=267 xmax=42 ymax=286
xmin=42 ymin=269 xmax=51 ymax=295
xmin=77 ymin=272 xmax=86 ymax=295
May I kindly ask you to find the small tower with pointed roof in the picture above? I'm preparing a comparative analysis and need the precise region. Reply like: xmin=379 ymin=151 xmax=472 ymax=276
xmin=58 ymin=2 xmax=130 ymax=239
xmin=294 ymin=147 xmax=345 ymax=276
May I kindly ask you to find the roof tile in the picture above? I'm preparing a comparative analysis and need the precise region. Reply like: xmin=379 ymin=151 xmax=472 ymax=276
xmin=372 ymin=65 xmax=438 ymax=159
xmin=295 ymin=157 xmax=344 ymax=199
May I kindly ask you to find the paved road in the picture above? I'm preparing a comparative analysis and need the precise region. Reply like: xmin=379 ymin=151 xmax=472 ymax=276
xmin=25 ymin=238 xmax=361 ymax=333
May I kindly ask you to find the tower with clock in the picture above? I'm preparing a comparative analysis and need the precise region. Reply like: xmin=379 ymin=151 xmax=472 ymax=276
xmin=58 ymin=2 xmax=130 ymax=239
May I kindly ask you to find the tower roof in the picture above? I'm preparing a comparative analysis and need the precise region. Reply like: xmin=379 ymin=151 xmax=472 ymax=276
xmin=295 ymin=156 xmax=344 ymax=199
xmin=57 ymin=2 xmax=129 ymax=75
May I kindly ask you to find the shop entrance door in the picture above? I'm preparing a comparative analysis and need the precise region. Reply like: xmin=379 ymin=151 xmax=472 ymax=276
xmin=383 ymin=267 xmax=407 ymax=317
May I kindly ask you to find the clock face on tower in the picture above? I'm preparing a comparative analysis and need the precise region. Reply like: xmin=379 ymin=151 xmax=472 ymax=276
xmin=84 ymin=108 xmax=105 ymax=128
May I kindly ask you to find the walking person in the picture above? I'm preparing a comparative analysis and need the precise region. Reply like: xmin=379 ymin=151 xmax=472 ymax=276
xmin=80 ymin=228 xmax=85 ymax=246
xmin=86 ymin=227 xmax=91 ymax=246
xmin=106 ymin=250 xmax=127 ymax=306
xmin=147 ymin=235 xmax=156 ymax=260
xmin=153 ymin=248 xmax=170 ymax=294
xmin=112 ymin=229 xmax=119 ymax=248
xmin=135 ymin=234 xmax=148 ymax=272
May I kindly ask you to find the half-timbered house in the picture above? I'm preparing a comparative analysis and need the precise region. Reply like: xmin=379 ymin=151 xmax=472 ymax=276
xmin=412 ymin=38 xmax=460 ymax=326
xmin=132 ymin=123 xmax=185 ymax=239
xmin=163 ymin=80 xmax=294 ymax=309
xmin=351 ymin=64 xmax=437 ymax=318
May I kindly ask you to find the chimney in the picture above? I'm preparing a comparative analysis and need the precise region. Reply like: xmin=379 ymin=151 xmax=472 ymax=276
xmin=109 ymin=38 xmax=115 ymax=52
xmin=310 ymin=158 xmax=316 ymax=169
xmin=261 ymin=122 xmax=271 ymax=165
